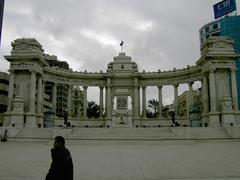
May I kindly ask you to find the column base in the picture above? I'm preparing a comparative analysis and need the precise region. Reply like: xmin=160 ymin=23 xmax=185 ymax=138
xmin=221 ymin=111 xmax=236 ymax=127
xmin=105 ymin=119 xmax=112 ymax=127
xmin=4 ymin=112 xmax=25 ymax=128
xmin=208 ymin=111 xmax=220 ymax=127
xmin=36 ymin=114 xmax=44 ymax=128
xmin=133 ymin=119 xmax=140 ymax=128
xmin=201 ymin=113 xmax=209 ymax=127
xmin=26 ymin=113 xmax=37 ymax=128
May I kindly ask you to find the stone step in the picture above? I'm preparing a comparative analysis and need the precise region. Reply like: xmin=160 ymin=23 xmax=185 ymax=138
xmin=16 ymin=128 xmax=53 ymax=139
xmin=1 ymin=127 xmax=237 ymax=140
xmin=190 ymin=127 xmax=231 ymax=139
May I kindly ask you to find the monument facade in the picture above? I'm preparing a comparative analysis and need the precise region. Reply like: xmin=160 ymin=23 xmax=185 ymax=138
xmin=3 ymin=37 xmax=240 ymax=128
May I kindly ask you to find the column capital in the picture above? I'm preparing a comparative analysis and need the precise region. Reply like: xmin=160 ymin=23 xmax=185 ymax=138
xmin=173 ymin=84 xmax=179 ymax=88
xmin=188 ymin=81 xmax=193 ymax=86
xmin=142 ymin=86 xmax=146 ymax=89
xmin=231 ymin=67 xmax=237 ymax=72
xmin=158 ymin=85 xmax=162 ymax=89
xmin=68 ymin=84 xmax=73 ymax=88
xmin=99 ymin=86 xmax=104 ymax=90
xmin=29 ymin=70 xmax=36 ymax=74
xmin=9 ymin=69 xmax=15 ymax=73
xmin=83 ymin=86 xmax=88 ymax=90
xmin=209 ymin=67 xmax=216 ymax=73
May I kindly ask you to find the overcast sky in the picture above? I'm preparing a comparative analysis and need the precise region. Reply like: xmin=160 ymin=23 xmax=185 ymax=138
xmin=1 ymin=0 xmax=240 ymax=105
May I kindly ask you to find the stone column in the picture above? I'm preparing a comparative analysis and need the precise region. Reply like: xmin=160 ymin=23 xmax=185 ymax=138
xmin=67 ymin=85 xmax=72 ymax=116
xmin=7 ymin=70 xmax=15 ymax=112
xmin=158 ymin=85 xmax=163 ymax=118
xmin=202 ymin=75 xmax=209 ymax=114
xmin=209 ymin=68 xmax=217 ymax=112
xmin=37 ymin=76 xmax=43 ymax=115
xmin=142 ymin=86 xmax=146 ymax=118
xmin=188 ymin=82 xmax=193 ymax=117
xmin=52 ymin=83 xmax=57 ymax=114
xmin=83 ymin=86 xmax=88 ymax=118
xmin=29 ymin=71 xmax=36 ymax=114
xmin=106 ymin=78 xmax=112 ymax=119
xmin=231 ymin=68 xmax=239 ymax=111
xmin=105 ymin=87 xmax=107 ymax=117
xmin=134 ymin=77 xmax=139 ymax=118
xmin=42 ymin=80 xmax=46 ymax=113
xmin=174 ymin=84 xmax=179 ymax=115
xmin=99 ymin=86 xmax=104 ymax=118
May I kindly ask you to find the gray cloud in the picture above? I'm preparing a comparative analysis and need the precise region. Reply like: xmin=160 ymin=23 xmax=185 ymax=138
xmin=1 ymin=0 xmax=239 ymax=103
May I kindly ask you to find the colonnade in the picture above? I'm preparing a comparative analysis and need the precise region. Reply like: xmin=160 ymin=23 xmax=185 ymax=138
xmin=46 ymin=81 xmax=198 ymax=119
xmin=7 ymin=69 xmax=239 ymax=123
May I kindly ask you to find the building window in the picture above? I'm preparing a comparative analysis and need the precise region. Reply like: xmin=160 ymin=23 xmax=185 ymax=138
xmin=212 ymin=32 xmax=220 ymax=36
xmin=0 ymin=79 xmax=9 ymax=85
xmin=205 ymin=27 xmax=209 ymax=33
xmin=213 ymin=24 xmax=218 ymax=29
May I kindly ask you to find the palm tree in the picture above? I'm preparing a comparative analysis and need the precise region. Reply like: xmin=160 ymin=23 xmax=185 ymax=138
xmin=147 ymin=99 xmax=159 ymax=118
xmin=87 ymin=101 xmax=100 ymax=118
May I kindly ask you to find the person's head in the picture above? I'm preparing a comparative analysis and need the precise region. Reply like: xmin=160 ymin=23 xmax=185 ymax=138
xmin=54 ymin=136 xmax=65 ymax=149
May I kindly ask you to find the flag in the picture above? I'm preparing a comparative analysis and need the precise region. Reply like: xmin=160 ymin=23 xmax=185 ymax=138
xmin=120 ymin=41 xmax=124 ymax=46
xmin=0 ymin=0 xmax=5 ymax=46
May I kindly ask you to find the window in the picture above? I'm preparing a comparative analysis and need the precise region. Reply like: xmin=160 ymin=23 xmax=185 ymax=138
xmin=205 ymin=27 xmax=209 ymax=33
xmin=0 ymin=90 xmax=8 ymax=96
xmin=213 ymin=24 xmax=218 ymax=29
xmin=0 ymin=79 xmax=9 ymax=85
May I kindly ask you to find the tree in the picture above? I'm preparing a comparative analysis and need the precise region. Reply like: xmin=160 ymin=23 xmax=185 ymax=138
xmin=146 ymin=109 xmax=154 ymax=118
xmin=87 ymin=101 xmax=100 ymax=118
xmin=147 ymin=99 xmax=159 ymax=118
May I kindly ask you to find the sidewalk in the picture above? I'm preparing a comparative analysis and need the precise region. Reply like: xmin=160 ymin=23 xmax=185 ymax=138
xmin=0 ymin=140 xmax=240 ymax=180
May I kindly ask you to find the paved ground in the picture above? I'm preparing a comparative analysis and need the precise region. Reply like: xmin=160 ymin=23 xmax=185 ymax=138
xmin=0 ymin=139 xmax=240 ymax=180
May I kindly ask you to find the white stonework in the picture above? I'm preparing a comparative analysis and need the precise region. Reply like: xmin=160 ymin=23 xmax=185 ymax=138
xmin=5 ymin=96 xmax=25 ymax=127
xmin=3 ymin=36 xmax=240 ymax=128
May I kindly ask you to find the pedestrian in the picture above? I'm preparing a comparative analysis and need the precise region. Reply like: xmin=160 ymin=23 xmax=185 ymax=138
xmin=169 ymin=111 xmax=176 ymax=127
xmin=45 ymin=136 xmax=73 ymax=180
xmin=63 ymin=109 xmax=69 ymax=127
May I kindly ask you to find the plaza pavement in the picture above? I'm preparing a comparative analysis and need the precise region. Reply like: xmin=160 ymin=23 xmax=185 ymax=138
xmin=0 ymin=139 xmax=240 ymax=180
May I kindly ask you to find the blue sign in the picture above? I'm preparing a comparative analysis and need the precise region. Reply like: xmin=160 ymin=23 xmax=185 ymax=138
xmin=214 ymin=0 xmax=237 ymax=19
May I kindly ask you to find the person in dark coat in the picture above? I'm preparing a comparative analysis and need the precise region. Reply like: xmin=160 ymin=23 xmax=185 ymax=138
xmin=46 ymin=136 xmax=73 ymax=180
xmin=63 ymin=109 xmax=69 ymax=127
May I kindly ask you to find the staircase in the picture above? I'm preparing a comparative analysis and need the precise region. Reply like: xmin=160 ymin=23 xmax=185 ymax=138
xmin=3 ymin=126 xmax=237 ymax=140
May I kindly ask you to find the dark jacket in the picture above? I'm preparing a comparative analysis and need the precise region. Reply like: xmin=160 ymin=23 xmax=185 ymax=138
xmin=46 ymin=147 xmax=73 ymax=180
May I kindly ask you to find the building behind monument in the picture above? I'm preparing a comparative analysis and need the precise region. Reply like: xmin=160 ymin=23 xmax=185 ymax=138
xmin=0 ymin=72 xmax=8 ymax=126
xmin=199 ymin=0 xmax=240 ymax=108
